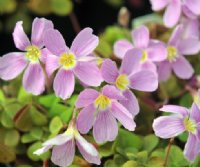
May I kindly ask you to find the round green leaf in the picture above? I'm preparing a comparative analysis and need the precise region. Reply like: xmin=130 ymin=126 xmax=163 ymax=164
xmin=51 ymin=0 xmax=73 ymax=16
xmin=49 ymin=116 xmax=63 ymax=134
xmin=4 ymin=129 xmax=20 ymax=147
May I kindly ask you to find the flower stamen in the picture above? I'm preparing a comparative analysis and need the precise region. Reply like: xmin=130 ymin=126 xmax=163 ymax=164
xmin=59 ymin=52 xmax=76 ymax=69
xmin=115 ymin=74 xmax=129 ymax=91
xmin=167 ymin=46 xmax=178 ymax=62
xmin=94 ymin=94 xmax=111 ymax=110
xmin=25 ymin=45 xmax=41 ymax=63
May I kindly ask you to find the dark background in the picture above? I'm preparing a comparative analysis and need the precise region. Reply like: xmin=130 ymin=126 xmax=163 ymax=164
xmin=0 ymin=0 xmax=152 ymax=56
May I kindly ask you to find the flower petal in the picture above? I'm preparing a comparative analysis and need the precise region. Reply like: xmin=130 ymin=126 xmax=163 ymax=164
xmin=157 ymin=61 xmax=172 ymax=81
xmin=147 ymin=41 xmax=167 ymax=62
xmin=120 ymin=90 xmax=139 ymax=116
xmin=129 ymin=70 xmax=158 ymax=92
xmin=45 ymin=54 xmax=60 ymax=76
xmin=182 ymin=5 xmax=197 ymax=19
xmin=53 ymin=69 xmax=75 ymax=100
xmin=44 ymin=29 xmax=69 ymax=56
xmin=190 ymin=103 xmax=200 ymax=123
xmin=153 ymin=115 xmax=185 ymax=138
xmin=185 ymin=0 xmax=200 ymax=15
xmin=23 ymin=63 xmax=45 ymax=95
xmin=178 ymin=38 xmax=200 ymax=55
xmin=184 ymin=133 xmax=199 ymax=162
xmin=77 ymin=104 xmax=96 ymax=134
xmin=12 ymin=21 xmax=31 ymax=51
xmin=172 ymin=56 xmax=194 ymax=79
xmin=71 ymin=28 xmax=99 ymax=58
xmin=31 ymin=18 xmax=54 ymax=48
xmin=0 ymin=52 xmax=27 ymax=80
xmin=76 ymin=89 xmax=99 ymax=108
xmin=111 ymin=101 xmax=136 ymax=131
xmin=43 ymin=133 xmax=73 ymax=146
xmin=75 ymin=133 xmax=99 ymax=156
xmin=34 ymin=145 xmax=52 ymax=155
xmin=102 ymin=85 xmax=125 ymax=101
xmin=51 ymin=140 xmax=75 ymax=167
xmin=113 ymin=39 xmax=133 ymax=59
xmin=76 ymin=140 xmax=101 ymax=165
xmin=74 ymin=61 xmax=103 ymax=87
xmin=150 ymin=0 xmax=168 ymax=11
xmin=101 ymin=59 xmax=119 ymax=83
xmin=164 ymin=0 xmax=181 ymax=28
xmin=159 ymin=105 xmax=189 ymax=117
xmin=168 ymin=25 xmax=183 ymax=45
xmin=132 ymin=25 xmax=150 ymax=48
xmin=93 ymin=111 xmax=118 ymax=143
xmin=140 ymin=61 xmax=157 ymax=73
xmin=120 ymin=48 xmax=142 ymax=75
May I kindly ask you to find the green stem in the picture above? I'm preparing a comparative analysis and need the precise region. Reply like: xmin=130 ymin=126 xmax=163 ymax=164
xmin=164 ymin=138 xmax=174 ymax=167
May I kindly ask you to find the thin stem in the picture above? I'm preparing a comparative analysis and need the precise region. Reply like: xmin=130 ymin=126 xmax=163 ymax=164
xmin=69 ymin=12 xmax=81 ymax=34
xmin=164 ymin=138 xmax=174 ymax=167
xmin=43 ymin=159 xmax=49 ymax=167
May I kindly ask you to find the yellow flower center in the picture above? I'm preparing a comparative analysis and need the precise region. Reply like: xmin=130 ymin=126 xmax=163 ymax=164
xmin=65 ymin=127 xmax=78 ymax=136
xmin=167 ymin=46 xmax=178 ymax=62
xmin=59 ymin=52 xmax=76 ymax=69
xmin=140 ymin=50 xmax=148 ymax=63
xmin=183 ymin=117 xmax=196 ymax=133
xmin=25 ymin=45 xmax=41 ymax=63
xmin=115 ymin=74 xmax=129 ymax=91
xmin=94 ymin=94 xmax=111 ymax=110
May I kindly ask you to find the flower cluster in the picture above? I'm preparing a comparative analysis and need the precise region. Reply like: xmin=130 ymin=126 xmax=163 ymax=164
xmin=0 ymin=0 xmax=200 ymax=165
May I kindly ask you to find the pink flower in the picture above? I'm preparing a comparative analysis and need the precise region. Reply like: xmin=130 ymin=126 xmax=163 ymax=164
xmin=150 ymin=0 xmax=200 ymax=27
xmin=101 ymin=48 xmax=158 ymax=116
xmin=157 ymin=24 xmax=200 ymax=81
xmin=44 ymin=28 xmax=103 ymax=100
xmin=114 ymin=25 xmax=167 ymax=73
xmin=76 ymin=85 xmax=136 ymax=143
xmin=0 ymin=18 xmax=53 ymax=95
xmin=34 ymin=126 xmax=100 ymax=167
xmin=153 ymin=104 xmax=200 ymax=161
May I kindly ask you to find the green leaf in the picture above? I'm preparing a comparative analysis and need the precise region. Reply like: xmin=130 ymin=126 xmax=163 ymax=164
xmin=166 ymin=145 xmax=190 ymax=167
xmin=51 ymin=0 xmax=73 ymax=16
xmin=178 ymin=132 xmax=188 ymax=142
xmin=122 ymin=160 xmax=139 ymax=167
xmin=0 ymin=142 xmax=16 ymax=163
xmin=50 ymin=103 xmax=73 ymax=123
xmin=1 ymin=111 xmax=14 ymax=128
xmin=99 ymin=142 xmax=114 ymax=157
xmin=159 ymin=75 xmax=182 ymax=99
xmin=4 ymin=129 xmax=20 ymax=147
xmin=113 ymin=129 xmax=143 ymax=154
xmin=143 ymin=134 xmax=159 ymax=153
xmin=30 ymin=106 xmax=48 ymax=126
xmin=30 ymin=127 xmax=43 ymax=140
xmin=14 ymin=105 xmax=33 ymax=132
xmin=136 ymin=151 xmax=148 ymax=164
xmin=49 ymin=116 xmax=63 ymax=134
xmin=17 ymin=87 xmax=32 ymax=103
xmin=96 ymin=39 xmax=113 ymax=58
xmin=146 ymin=157 xmax=164 ymax=167
xmin=114 ymin=154 xmax=126 ymax=166
xmin=38 ymin=94 xmax=59 ymax=108
xmin=0 ymin=90 xmax=5 ymax=102
xmin=21 ymin=133 xmax=37 ymax=144
xmin=179 ymin=93 xmax=193 ymax=108
xmin=104 ymin=160 xmax=117 ymax=167
xmin=151 ymin=149 xmax=165 ymax=159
